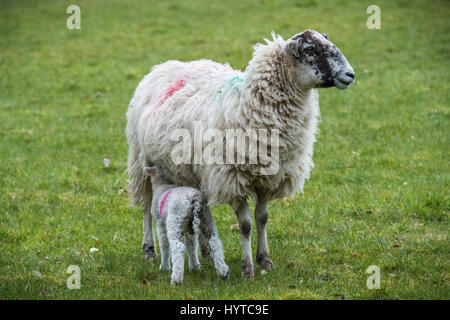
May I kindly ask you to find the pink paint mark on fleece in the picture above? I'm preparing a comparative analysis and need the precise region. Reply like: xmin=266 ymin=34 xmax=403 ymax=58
xmin=159 ymin=190 xmax=172 ymax=219
xmin=158 ymin=78 xmax=186 ymax=107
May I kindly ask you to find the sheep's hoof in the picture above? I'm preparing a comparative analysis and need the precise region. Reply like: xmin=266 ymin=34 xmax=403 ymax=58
xmin=256 ymin=253 xmax=275 ymax=270
xmin=242 ymin=259 xmax=254 ymax=278
xmin=242 ymin=269 xmax=254 ymax=279
xmin=142 ymin=244 xmax=157 ymax=261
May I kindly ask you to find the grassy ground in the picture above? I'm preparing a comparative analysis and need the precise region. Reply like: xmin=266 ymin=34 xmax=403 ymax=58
xmin=0 ymin=0 xmax=448 ymax=299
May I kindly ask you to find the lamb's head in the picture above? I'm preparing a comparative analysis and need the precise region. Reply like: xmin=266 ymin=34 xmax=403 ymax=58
xmin=283 ymin=29 xmax=355 ymax=90
xmin=145 ymin=164 xmax=169 ymax=186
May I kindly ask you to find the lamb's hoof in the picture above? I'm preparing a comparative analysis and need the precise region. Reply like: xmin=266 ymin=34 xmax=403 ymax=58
xmin=217 ymin=264 xmax=229 ymax=280
xmin=171 ymin=279 xmax=182 ymax=286
xmin=201 ymin=246 xmax=211 ymax=259
xmin=221 ymin=272 xmax=229 ymax=280
xmin=159 ymin=264 xmax=171 ymax=272
xmin=189 ymin=264 xmax=202 ymax=272
xmin=142 ymin=244 xmax=157 ymax=261
xmin=256 ymin=253 xmax=275 ymax=270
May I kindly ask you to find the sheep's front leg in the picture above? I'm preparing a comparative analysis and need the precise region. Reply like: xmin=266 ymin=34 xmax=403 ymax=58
xmin=255 ymin=193 xmax=274 ymax=270
xmin=231 ymin=198 xmax=254 ymax=278
xmin=142 ymin=196 xmax=157 ymax=260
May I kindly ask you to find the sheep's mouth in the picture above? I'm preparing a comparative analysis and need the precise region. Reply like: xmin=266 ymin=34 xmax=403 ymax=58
xmin=334 ymin=77 xmax=353 ymax=90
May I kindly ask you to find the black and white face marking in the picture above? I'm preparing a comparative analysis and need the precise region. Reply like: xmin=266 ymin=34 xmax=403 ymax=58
xmin=284 ymin=30 xmax=355 ymax=90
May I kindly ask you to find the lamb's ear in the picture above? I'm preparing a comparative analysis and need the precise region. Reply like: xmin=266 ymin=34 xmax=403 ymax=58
xmin=145 ymin=167 xmax=155 ymax=176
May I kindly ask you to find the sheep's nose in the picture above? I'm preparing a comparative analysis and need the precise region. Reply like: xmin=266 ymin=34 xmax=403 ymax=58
xmin=346 ymin=71 xmax=355 ymax=80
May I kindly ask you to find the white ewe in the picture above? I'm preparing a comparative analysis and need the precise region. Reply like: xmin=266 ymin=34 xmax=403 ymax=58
xmin=145 ymin=164 xmax=228 ymax=285
xmin=127 ymin=30 xmax=355 ymax=277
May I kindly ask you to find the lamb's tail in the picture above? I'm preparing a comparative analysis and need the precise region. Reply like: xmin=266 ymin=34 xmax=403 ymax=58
xmin=190 ymin=193 xmax=203 ymax=234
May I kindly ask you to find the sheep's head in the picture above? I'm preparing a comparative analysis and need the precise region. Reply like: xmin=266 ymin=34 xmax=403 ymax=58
xmin=283 ymin=30 xmax=355 ymax=90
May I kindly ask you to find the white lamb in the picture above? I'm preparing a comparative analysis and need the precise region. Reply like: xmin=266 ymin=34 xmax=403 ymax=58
xmin=127 ymin=30 xmax=355 ymax=277
xmin=145 ymin=164 xmax=229 ymax=285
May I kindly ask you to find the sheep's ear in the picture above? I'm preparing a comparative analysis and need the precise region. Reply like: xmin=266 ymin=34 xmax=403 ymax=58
xmin=287 ymin=39 xmax=302 ymax=58
xmin=145 ymin=167 xmax=155 ymax=176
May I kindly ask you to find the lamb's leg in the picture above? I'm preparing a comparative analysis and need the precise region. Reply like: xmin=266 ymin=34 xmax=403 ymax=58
xmin=231 ymin=198 xmax=254 ymax=278
xmin=199 ymin=209 xmax=229 ymax=279
xmin=209 ymin=236 xmax=229 ymax=279
xmin=254 ymin=193 xmax=274 ymax=270
xmin=199 ymin=232 xmax=210 ymax=258
xmin=169 ymin=238 xmax=185 ymax=285
xmin=199 ymin=207 xmax=211 ymax=259
xmin=185 ymin=232 xmax=201 ymax=271
xmin=142 ymin=192 xmax=157 ymax=260
xmin=156 ymin=221 xmax=170 ymax=271
xmin=167 ymin=217 xmax=186 ymax=285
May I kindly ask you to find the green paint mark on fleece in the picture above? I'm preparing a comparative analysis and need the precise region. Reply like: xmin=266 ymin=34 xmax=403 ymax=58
xmin=215 ymin=75 xmax=245 ymax=110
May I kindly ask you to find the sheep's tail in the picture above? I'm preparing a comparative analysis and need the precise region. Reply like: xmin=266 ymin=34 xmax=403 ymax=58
xmin=126 ymin=95 xmax=150 ymax=206
xmin=190 ymin=193 xmax=202 ymax=234
xmin=127 ymin=143 xmax=149 ymax=206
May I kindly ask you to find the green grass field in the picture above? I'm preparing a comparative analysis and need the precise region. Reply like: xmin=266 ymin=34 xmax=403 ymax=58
xmin=0 ymin=0 xmax=448 ymax=299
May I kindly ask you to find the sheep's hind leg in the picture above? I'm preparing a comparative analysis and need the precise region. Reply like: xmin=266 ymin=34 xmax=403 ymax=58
xmin=142 ymin=191 xmax=157 ymax=260
xmin=254 ymin=193 xmax=274 ymax=270
xmin=231 ymin=198 xmax=254 ymax=278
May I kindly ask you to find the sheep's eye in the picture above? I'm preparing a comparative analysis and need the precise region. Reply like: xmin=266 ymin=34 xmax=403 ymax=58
xmin=304 ymin=47 xmax=314 ymax=54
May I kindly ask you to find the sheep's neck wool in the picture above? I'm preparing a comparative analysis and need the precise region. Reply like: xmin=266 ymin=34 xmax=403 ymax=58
xmin=159 ymin=190 xmax=172 ymax=219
